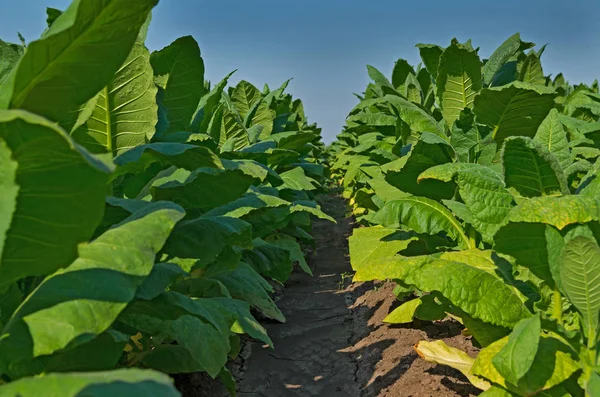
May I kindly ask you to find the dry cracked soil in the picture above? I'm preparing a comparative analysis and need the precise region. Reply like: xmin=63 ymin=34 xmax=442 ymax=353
xmin=175 ymin=194 xmax=481 ymax=397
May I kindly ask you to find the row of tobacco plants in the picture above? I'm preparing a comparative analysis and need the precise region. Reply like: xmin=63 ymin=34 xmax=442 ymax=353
xmin=329 ymin=33 xmax=600 ymax=396
xmin=0 ymin=0 xmax=331 ymax=395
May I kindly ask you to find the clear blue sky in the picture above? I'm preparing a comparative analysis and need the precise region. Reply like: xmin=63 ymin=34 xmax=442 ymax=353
xmin=2 ymin=0 xmax=600 ymax=143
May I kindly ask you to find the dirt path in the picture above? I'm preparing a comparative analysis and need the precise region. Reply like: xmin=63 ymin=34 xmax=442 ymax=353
xmin=235 ymin=194 xmax=361 ymax=396
xmin=178 ymin=194 xmax=481 ymax=396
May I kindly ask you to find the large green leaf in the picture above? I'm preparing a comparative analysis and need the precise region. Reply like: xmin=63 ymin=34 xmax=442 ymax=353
xmin=371 ymin=197 xmax=470 ymax=248
xmin=0 ymin=369 xmax=180 ymax=397
xmin=351 ymin=96 xmax=445 ymax=138
xmin=214 ymin=262 xmax=285 ymax=322
xmin=416 ymin=43 xmax=444 ymax=80
xmin=0 ymin=40 xmax=22 ymax=85
xmin=219 ymin=109 xmax=250 ymax=150
xmin=0 ymin=110 xmax=111 ymax=291
xmin=502 ymin=137 xmax=568 ymax=197
xmin=354 ymin=255 xmax=531 ymax=328
xmin=420 ymin=163 xmax=514 ymax=241
xmin=482 ymin=33 xmax=534 ymax=86
xmin=191 ymin=71 xmax=235 ymax=133
xmin=492 ymin=315 xmax=541 ymax=386
xmin=437 ymin=40 xmax=482 ymax=126
xmin=0 ymin=202 xmax=184 ymax=376
xmin=123 ymin=310 xmax=229 ymax=377
xmin=474 ymin=82 xmax=556 ymax=143
xmin=385 ymin=295 xmax=446 ymax=324
xmin=367 ymin=65 xmax=393 ymax=88
xmin=472 ymin=335 xmax=579 ymax=395
xmin=278 ymin=167 xmax=317 ymax=191
xmin=518 ymin=50 xmax=545 ymax=85
xmin=384 ymin=133 xmax=455 ymax=200
xmin=231 ymin=80 xmax=261 ymax=119
xmin=113 ymin=142 xmax=222 ymax=177
xmin=268 ymin=236 xmax=312 ymax=275
xmin=349 ymin=226 xmax=418 ymax=274
xmin=151 ymin=168 xmax=255 ymax=211
xmin=243 ymin=238 xmax=293 ymax=283
xmin=559 ymin=236 xmax=600 ymax=339
xmin=150 ymin=36 xmax=205 ymax=132
xmin=249 ymin=100 xmax=276 ymax=138
xmin=71 ymin=39 xmax=157 ymax=155
xmin=164 ymin=216 xmax=253 ymax=267
xmin=391 ymin=58 xmax=416 ymax=90
xmin=494 ymin=223 xmax=552 ymax=284
xmin=505 ymin=195 xmax=600 ymax=230
xmin=0 ymin=0 xmax=157 ymax=123
xmin=534 ymin=109 xmax=572 ymax=171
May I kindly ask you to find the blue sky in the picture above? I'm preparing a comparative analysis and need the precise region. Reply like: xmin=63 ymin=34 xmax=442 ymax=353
xmin=2 ymin=1 xmax=600 ymax=143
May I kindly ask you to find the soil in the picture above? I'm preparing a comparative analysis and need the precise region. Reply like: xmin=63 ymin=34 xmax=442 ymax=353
xmin=176 ymin=194 xmax=481 ymax=397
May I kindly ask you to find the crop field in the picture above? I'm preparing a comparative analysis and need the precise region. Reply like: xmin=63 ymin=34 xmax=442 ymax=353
xmin=0 ymin=1 xmax=599 ymax=396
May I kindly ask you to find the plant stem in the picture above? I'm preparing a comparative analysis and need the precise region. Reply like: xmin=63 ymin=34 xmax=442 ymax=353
xmin=468 ymin=227 xmax=477 ymax=250
xmin=552 ymin=288 xmax=562 ymax=324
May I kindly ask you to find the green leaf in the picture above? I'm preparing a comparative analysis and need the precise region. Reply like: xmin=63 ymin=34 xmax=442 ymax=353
xmin=451 ymin=108 xmax=485 ymax=163
xmin=367 ymin=65 xmax=393 ymax=88
xmin=164 ymin=216 xmax=253 ymax=266
xmin=478 ymin=386 xmax=516 ymax=396
xmin=0 ymin=40 xmax=22 ymax=86
xmin=384 ymin=295 xmax=446 ymax=324
xmin=352 ymin=96 xmax=445 ymax=138
xmin=0 ymin=110 xmax=111 ymax=291
xmin=472 ymin=335 xmax=579 ymax=395
xmin=505 ymin=195 xmax=600 ymax=230
xmin=113 ymin=142 xmax=222 ymax=178
xmin=191 ymin=71 xmax=235 ymax=133
xmin=494 ymin=223 xmax=552 ymax=285
xmin=0 ymin=369 xmax=180 ymax=397
xmin=392 ymin=58 xmax=416 ymax=90
xmin=71 ymin=39 xmax=157 ymax=155
xmin=150 ymin=36 xmax=205 ymax=132
xmin=437 ymin=40 xmax=482 ymax=126
xmin=519 ymin=50 xmax=545 ymax=85
xmin=268 ymin=236 xmax=312 ymax=275
xmin=151 ymin=168 xmax=255 ymax=211
xmin=214 ymin=262 xmax=285 ymax=322
xmin=231 ymin=80 xmax=261 ymax=119
xmin=474 ymin=82 xmax=556 ymax=143
xmin=420 ymin=163 xmax=514 ymax=241
xmin=136 ymin=263 xmax=188 ymax=300
xmin=354 ymin=255 xmax=531 ymax=328
xmin=372 ymin=197 xmax=470 ymax=248
xmin=349 ymin=226 xmax=418 ymax=274
xmin=7 ymin=330 xmax=129 ymax=379
xmin=243 ymin=238 xmax=293 ymax=283
xmin=279 ymin=167 xmax=317 ymax=191
xmin=137 ymin=314 xmax=230 ymax=376
xmin=384 ymin=133 xmax=455 ymax=200
xmin=492 ymin=314 xmax=541 ymax=386
xmin=0 ymin=0 xmax=158 ymax=123
xmin=482 ymin=33 xmax=534 ymax=86
xmin=416 ymin=43 xmax=444 ymax=80
xmin=502 ymin=137 xmax=569 ymax=197
xmin=559 ymin=236 xmax=600 ymax=339
xmin=0 ymin=202 xmax=184 ymax=376
xmin=249 ymin=100 xmax=276 ymax=138
xmin=534 ymin=109 xmax=572 ymax=171
xmin=222 ymin=159 xmax=282 ymax=186
xmin=219 ymin=109 xmax=250 ymax=150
